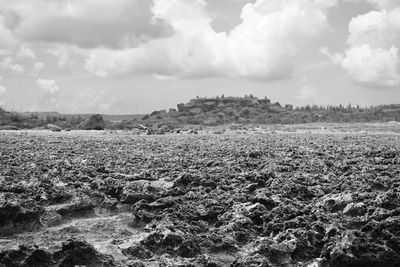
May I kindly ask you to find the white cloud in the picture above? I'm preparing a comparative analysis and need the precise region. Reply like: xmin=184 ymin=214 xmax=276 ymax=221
xmin=0 ymin=84 xmax=6 ymax=94
xmin=345 ymin=0 xmax=398 ymax=10
xmin=0 ymin=0 xmax=169 ymax=49
xmin=0 ymin=83 xmax=6 ymax=107
xmin=388 ymin=6 xmax=400 ymax=28
xmin=348 ymin=10 xmax=399 ymax=48
xmin=67 ymin=88 xmax=117 ymax=113
xmin=85 ymin=0 xmax=337 ymax=79
xmin=32 ymin=61 xmax=45 ymax=76
xmin=325 ymin=4 xmax=400 ymax=88
xmin=0 ymin=14 xmax=17 ymax=50
xmin=0 ymin=57 xmax=24 ymax=74
xmin=296 ymin=84 xmax=317 ymax=100
xmin=36 ymin=87 xmax=118 ymax=113
xmin=17 ymin=46 xmax=36 ymax=60
xmin=336 ymin=45 xmax=400 ymax=87
xmin=47 ymin=47 xmax=72 ymax=69
xmin=36 ymin=78 xmax=59 ymax=93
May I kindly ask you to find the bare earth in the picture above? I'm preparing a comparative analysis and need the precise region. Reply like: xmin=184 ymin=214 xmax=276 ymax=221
xmin=1 ymin=124 xmax=400 ymax=266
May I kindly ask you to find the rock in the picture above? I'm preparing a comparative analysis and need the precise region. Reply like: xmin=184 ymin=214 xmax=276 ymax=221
xmin=0 ymin=240 xmax=117 ymax=267
xmin=375 ymin=192 xmax=400 ymax=210
xmin=247 ymin=151 xmax=262 ymax=158
xmin=46 ymin=196 xmax=95 ymax=217
xmin=343 ymin=202 xmax=367 ymax=216
xmin=203 ymin=101 xmax=217 ymax=111
xmin=47 ymin=124 xmax=62 ymax=132
xmin=123 ymin=245 xmax=153 ymax=259
xmin=0 ymin=125 xmax=19 ymax=130
xmin=79 ymin=114 xmax=105 ymax=130
xmin=203 ymin=117 xmax=218 ymax=126
xmin=0 ymin=246 xmax=53 ymax=267
xmin=40 ymin=211 xmax=62 ymax=227
xmin=140 ymin=229 xmax=200 ymax=258
xmin=197 ymin=202 xmax=226 ymax=222
xmin=54 ymin=239 xmax=117 ymax=267
xmin=100 ymin=197 xmax=118 ymax=209
xmin=183 ymin=102 xmax=195 ymax=109
xmin=252 ymin=237 xmax=298 ymax=266
xmin=120 ymin=180 xmax=161 ymax=204
xmin=321 ymin=231 xmax=400 ymax=267
xmin=209 ymin=238 xmax=239 ymax=253
xmin=321 ymin=193 xmax=353 ymax=212
xmin=189 ymin=108 xmax=202 ymax=115
xmin=0 ymin=195 xmax=45 ymax=236
xmin=232 ymin=254 xmax=272 ymax=267
xmin=251 ymin=191 xmax=278 ymax=210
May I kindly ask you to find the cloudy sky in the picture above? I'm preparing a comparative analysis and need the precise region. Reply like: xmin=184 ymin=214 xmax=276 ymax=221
xmin=0 ymin=0 xmax=399 ymax=114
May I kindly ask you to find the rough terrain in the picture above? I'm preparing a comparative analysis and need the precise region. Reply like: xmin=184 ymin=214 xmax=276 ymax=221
xmin=1 ymin=129 xmax=400 ymax=266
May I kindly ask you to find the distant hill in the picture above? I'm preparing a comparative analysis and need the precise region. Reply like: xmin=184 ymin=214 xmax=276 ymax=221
xmin=21 ymin=112 xmax=145 ymax=122
xmin=139 ymin=95 xmax=400 ymax=130
xmin=2 ymin=96 xmax=400 ymax=131
xmin=0 ymin=108 xmax=44 ymax=129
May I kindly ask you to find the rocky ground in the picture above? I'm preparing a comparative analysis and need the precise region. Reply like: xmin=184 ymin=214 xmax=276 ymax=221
xmin=1 ymin=130 xmax=400 ymax=266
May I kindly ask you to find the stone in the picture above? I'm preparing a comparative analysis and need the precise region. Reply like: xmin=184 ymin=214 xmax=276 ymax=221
xmin=40 ymin=211 xmax=62 ymax=227
xmin=0 ymin=240 xmax=117 ymax=267
xmin=122 ymin=245 xmax=153 ymax=259
xmin=79 ymin=114 xmax=105 ymax=130
xmin=140 ymin=229 xmax=200 ymax=258
xmin=46 ymin=196 xmax=95 ymax=217
xmin=0 ymin=196 xmax=45 ymax=236
xmin=343 ymin=202 xmax=367 ymax=216
xmin=120 ymin=180 xmax=160 ymax=204
xmin=321 ymin=193 xmax=353 ymax=212
xmin=0 ymin=246 xmax=53 ymax=267
xmin=189 ymin=108 xmax=202 ymax=115
xmin=47 ymin=124 xmax=62 ymax=132
xmin=54 ymin=239 xmax=117 ymax=267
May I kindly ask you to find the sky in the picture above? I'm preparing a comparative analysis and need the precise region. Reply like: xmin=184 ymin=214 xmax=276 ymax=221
xmin=0 ymin=0 xmax=399 ymax=114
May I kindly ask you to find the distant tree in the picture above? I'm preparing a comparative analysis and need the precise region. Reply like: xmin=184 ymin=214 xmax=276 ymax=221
xmin=29 ymin=113 xmax=38 ymax=119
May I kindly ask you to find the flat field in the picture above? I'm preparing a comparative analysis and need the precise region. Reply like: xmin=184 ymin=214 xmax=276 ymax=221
xmin=1 ymin=128 xmax=400 ymax=266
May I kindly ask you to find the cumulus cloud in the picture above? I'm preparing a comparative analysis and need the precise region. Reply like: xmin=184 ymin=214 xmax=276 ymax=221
xmin=296 ymin=78 xmax=317 ymax=100
xmin=0 ymin=56 xmax=24 ymax=74
xmin=348 ymin=10 xmax=399 ymax=48
xmin=0 ymin=14 xmax=17 ymax=51
xmin=34 ymin=87 xmax=118 ymax=113
xmin=0 ymin=48 xmax=47 ymax=78
xmin=0 ymin=0 xmax=170 ymax=49
xmin=345 ymin=0 xmax=398 ymax=10
xmin=36 ymin=78 xmax=60 ymax=93
xmin=334 ymin=45 xmax=399 ymax=87
xmin=17 ymin=46 xmax=35 ymax=60
xmin=32 ymin=61 xmax=45 ymax=76
xmin=0 ymin=83 xmax=6 ymax=107
xmin=326 ymin=4 xmax=400 ymax=87
xmin=47 ymin=47 xmax=72 ymax=69
xmin=85 ymin=0 xmax=337 ymax=79
xmin=67 ymin=88 xmax=118 ymax=114
xmin=0 ymin=83 xmax=6 ymax=94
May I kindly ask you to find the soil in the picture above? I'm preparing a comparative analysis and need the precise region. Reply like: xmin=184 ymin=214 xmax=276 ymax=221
xmin=1 ymin=129 xmax=400 ymax=266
